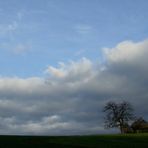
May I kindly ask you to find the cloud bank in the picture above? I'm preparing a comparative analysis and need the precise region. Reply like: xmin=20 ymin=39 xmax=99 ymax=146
xmin=0 ymin=39 xmax=148 ymax=135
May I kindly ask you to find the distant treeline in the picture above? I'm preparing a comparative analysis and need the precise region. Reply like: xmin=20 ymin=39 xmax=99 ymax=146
xmin=124 ymin=117 xmax=148 ymax=133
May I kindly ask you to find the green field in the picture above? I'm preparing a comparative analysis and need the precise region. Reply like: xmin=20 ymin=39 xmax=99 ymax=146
xmin=0 ymin=133 xmax=148 ymax=148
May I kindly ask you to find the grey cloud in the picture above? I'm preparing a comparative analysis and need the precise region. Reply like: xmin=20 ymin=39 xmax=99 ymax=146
xmin=0 ymin=39 xmax=148 ymax=135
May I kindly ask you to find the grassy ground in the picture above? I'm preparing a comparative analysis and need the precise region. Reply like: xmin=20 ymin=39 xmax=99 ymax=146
xmin=0 ymin=133 xmax=148 ymax=148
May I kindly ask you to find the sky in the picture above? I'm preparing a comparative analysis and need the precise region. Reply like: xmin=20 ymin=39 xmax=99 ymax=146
xmin=0 ymin=0 xmax=148 ymax=135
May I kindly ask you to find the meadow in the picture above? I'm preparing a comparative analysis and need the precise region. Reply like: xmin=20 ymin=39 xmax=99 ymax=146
xmin=0 ymin=133 xmax=148 ymax=148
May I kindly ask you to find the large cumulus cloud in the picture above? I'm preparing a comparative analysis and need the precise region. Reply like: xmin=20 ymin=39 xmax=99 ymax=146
xmin=0 ymin=39 xmax=148 ymax=135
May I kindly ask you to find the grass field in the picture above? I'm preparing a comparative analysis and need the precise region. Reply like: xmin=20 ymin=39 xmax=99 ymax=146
xmin=0 ymin=133 xmax=148 ymax=148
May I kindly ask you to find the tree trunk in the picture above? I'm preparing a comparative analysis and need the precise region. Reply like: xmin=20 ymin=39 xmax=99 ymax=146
xmin=120 ymin=125 xmax=124 ymax=134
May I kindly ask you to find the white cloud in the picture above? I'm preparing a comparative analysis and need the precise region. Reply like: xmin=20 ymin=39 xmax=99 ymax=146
xmin=74 ymin=24 xmax=93 ymax=34
xmin=45 ymin=58 xmax=95 ymax=82
xmin=0 ymin=21 xmax=18 ymax=36
xmin=75 ymin=49 xmax=86 ymax=56
xmin=8 ymin=21 xmax=18 ymax=31
xmin=104 ymin=39 xmax=148 ymax=64
xmin=17 ymin=11 xmax=24 ymax=21
xmin=12 ymin=43 xmax=31 ymax=55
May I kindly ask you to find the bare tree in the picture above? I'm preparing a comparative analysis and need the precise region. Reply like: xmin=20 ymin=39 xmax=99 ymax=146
xmin=103 ymin=101 xmax=134 ymax=133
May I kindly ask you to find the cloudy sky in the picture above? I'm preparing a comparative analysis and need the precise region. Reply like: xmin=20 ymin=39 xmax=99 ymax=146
xmin=0 ymin=0 xmax=148 ymax=135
